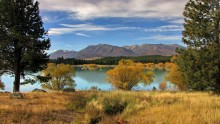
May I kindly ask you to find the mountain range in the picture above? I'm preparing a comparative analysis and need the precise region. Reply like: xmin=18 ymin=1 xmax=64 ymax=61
xmin=49 ymin=44 xmax=184 ymax=59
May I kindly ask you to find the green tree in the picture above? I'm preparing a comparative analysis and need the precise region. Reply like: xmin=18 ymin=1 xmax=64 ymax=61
xmin=106 ymin=60 xmax=154 ymax=90
xmin=40 ymin=63 xmax=75 ymax=91
xmin=178 ymin=0 xmax=220 ymax=91
xmin=0 ymin=0 xmax=50 ymax=92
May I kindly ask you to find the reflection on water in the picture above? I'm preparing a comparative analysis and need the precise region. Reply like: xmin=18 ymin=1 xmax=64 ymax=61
xmin=74 ymin=67 xmax=113 ymax=90
xmin=75 ymin=67 xmax=110 ymax=84
xmin=1 ymin=67 xmax=171 ymax=92
xmin=71 ymin=67 xmax=172 ymax=91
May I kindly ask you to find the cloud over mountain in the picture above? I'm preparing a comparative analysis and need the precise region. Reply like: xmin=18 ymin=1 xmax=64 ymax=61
xmin=38 ymin=0 xmax=187 ymax=21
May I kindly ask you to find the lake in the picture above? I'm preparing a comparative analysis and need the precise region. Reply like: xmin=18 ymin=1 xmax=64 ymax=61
xmin=1 ymin=67 xmax=172 ymax=92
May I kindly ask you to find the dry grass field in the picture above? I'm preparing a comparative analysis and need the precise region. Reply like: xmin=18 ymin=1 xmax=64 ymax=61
xmin=0 ymin=91 xmax=219 ymax=124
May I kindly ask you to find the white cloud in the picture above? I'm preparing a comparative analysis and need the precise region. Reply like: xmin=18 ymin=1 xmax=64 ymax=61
xmin=48 ymin=23 xmax=138 ymax=35
xmin=144 ymin=25 xmax=183 ymax=32
xmin=75 ymin=33 xmax=90 ymax=37
xmin=65 ymin=45 xmax=73 ymax=47
xmin=138 ymin=35 xmax=182 ymax=41
xmin=38 ymin=0 xmax=188 ymax=21
xmin=169 ymin=18 xmax=184 ymax=24
xmin=46 ymin=49 xmax=57 ymax=54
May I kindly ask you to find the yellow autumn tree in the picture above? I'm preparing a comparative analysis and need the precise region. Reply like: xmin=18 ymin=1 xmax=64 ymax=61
xmin=40 ymin=63 xmax=75 ymax=91
xmin=145 ymin=63 xmax=155 ymax=70
xmin=156 ymin=63 xmax=165 ymax=70
xmin=165 ymin=56 xmax=187 ymax=90
xmin=106 ymin=60 xmax=155 ymax=90
xmin=164 ymin=62 xmax=175 ymax=71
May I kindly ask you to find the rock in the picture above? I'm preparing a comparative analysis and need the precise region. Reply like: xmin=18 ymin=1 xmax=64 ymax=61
xmin=1 ymin=91 xmax=11 ymax=94
xmin=62 ymin=88 xmax=75 ymax=92
xmin=32 ymin=88 xmax=47 ymax=93
xmin=10 ymin=92 xmax=24 ymax=99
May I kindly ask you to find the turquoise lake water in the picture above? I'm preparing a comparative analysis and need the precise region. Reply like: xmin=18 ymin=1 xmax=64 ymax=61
xmin=1 ymin=67 xmax=172 ymax=92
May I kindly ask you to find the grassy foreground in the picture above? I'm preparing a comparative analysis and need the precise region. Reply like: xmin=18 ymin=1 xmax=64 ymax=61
xmin=0 ymin=91 xmax=220 ymax=124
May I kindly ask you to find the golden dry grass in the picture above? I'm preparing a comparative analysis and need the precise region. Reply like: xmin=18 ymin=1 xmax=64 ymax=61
xmin=127 ymin=92 xmax=220 ymax=124
xmin=0 ymin=91 xmax=219 ymax=124
xmin=0 ymin=92 xmax=81 ymax=124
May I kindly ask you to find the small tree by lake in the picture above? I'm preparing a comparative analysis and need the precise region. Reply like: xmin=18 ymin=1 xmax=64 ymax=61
xmin=40 ymin=63 xmax=75 ymax=91
xmin=106 ymin=59 xmax=154 ymax=90
xmin=159 ymin=82 xmax=167 ymax=91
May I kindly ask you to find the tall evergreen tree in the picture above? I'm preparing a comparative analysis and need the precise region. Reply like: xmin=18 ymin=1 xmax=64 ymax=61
xmin=178 ymin=0 xmax=220 ymax=91
xmin=0 ymin=0 xmax=50 ymax=92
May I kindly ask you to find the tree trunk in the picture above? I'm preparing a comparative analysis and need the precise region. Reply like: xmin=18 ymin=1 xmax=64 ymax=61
xmin=13 ymin=68 xmax=20 ymax=92
xmin=13 ymin=41 xmax=22 ymax=92
xmin=13 ymin=55 xmax=21 ymax=92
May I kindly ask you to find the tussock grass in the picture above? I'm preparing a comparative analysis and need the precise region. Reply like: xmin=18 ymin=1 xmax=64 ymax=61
xmin=0 ymin=91 xmax=219 ymax=124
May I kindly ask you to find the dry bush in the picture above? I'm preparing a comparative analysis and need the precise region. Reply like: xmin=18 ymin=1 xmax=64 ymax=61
xmin=159 ymin=82 xmax=167 ymax=91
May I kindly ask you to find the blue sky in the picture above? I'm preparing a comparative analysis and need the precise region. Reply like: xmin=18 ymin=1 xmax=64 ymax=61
xmin=37 ymin=0 xmax=188 ymax=53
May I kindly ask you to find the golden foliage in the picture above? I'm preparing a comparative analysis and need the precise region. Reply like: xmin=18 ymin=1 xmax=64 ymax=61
xmin=166 ymin=64 xmax=187 ymax=90
xmin=170 ymin=55 xmax=178 ymax=63
xmin=156 ymin=63 xmax=165 ymax=70
xmin=145 ymin=63 xmax=156 ymax=70
xmin=164 ymin=62 xmax=175 ymax=71
xmin=159 ymin=82 xmax=167 ymax=91
xmin=83 ymin=64 xmax=98 ymax=70
xmin=106 ymin=60 xmax=154 ymax=90
xmin=135 ymin=62 xmax=145 ymax=68
xmin=41 ymin=63 xmax=75 ymax=91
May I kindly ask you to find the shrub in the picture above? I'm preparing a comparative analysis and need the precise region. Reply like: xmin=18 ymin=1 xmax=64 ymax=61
xmin=102 ymin=95 xmax=127 ymax=115
xmin=84 ymin=104 xmax=102 ymax=124
xmin=66 ymin=93 xmax=99 ymax=112
xmin=152 ymin=86 xmax=157 ymax=91
xmin=66 ymin=94 xmax=88 ymax=112
xmin=90 ymin=86 xmax=99 ymax=91
xmin=159 ymin=82 xmax=167 ymax=91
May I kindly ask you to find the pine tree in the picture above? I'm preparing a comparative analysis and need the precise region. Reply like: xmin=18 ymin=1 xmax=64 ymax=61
xmin=0 ymin=0 xmax=51 ymax=92
xmin=178 ymin=0 xmax=220 ymax=91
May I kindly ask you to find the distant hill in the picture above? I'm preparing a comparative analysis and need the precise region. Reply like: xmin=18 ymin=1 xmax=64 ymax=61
xmin=124 ymin=44 xmax=184 ymax=56
xmin=77 ymin=44 xmax=137 ymax=59
xmin=49 ymin=50 xmax=78 ymax=59
xmin=49 ymin=44 xmax=184 ymax=59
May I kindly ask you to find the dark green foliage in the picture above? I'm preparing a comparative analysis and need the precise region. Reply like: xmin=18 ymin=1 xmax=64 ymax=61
xmin=66 ymin=93 xmax=98 ymax=112
xmin=90 ymin=86 xmax=99 ymax=91
xmin=152 ymin=86 xmax=157 ymax=91
xmin=62 ymin=88 xmax=75 ymax=92
xmin=102 ymin=96 xmax=127 ymax=115
xmin=50 ymin=55 xmax=171 ymax=65
xmin=178 ymin=0 xmax=220 ymax=92
xmin=0 ymin=0 xmax=50 ymax=92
